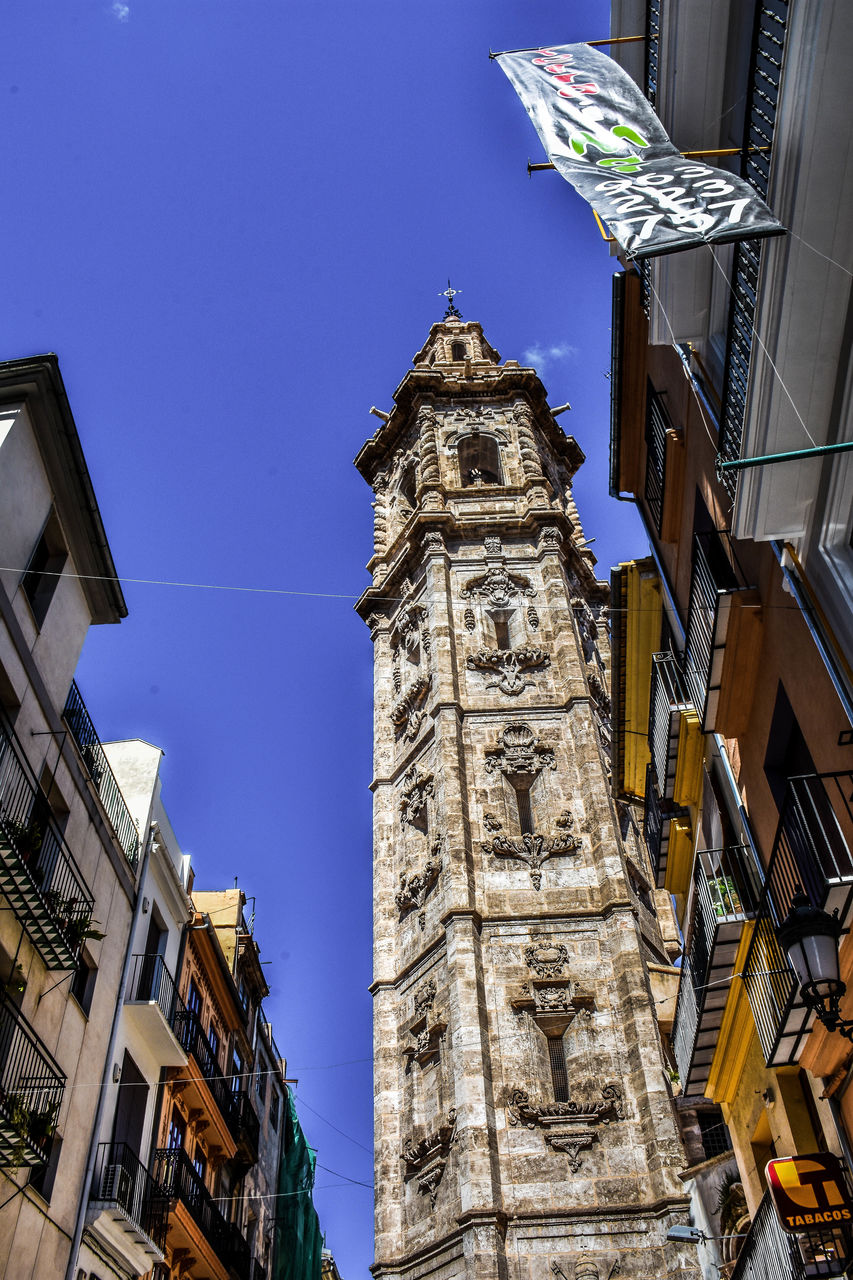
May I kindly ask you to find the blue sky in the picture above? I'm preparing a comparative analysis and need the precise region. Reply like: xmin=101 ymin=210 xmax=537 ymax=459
xmin=4 ymin=3 xmax=646 ymax=1274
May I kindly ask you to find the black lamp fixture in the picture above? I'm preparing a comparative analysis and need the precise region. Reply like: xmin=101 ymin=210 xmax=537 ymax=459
xmin=777 ymin=889 xmax=853 ymax=1041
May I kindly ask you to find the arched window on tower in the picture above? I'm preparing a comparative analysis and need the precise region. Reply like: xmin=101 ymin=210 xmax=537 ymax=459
xmin=458 ymin=435 xmax=502 ymax=487
xmin=451 ymin=341 xmax=467 ymax=362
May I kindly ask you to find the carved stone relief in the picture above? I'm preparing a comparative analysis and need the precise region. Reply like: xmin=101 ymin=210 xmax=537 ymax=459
xmin=525 ymin=942 xmax=568 ymax=977
xmin=400 ymin=765 xmax=434 ymax=827
xmin=414 ymin=979 xmax=437 ymax=1016
xmin=404 ymin=983 xmax=446 ymax=1067
xmin=484 ymin=534 xmax=502 ymax=556
xmin=483 ymin=829 xmax=580 ymax=890
xmin=512 ymin=402 xmax=545 ymax=481
xmin=507 ymin=1086 xmax=624 ymax=1172
xmin=467 ymin=646 xmax=550 ymax=696
xmin=392 ymin=675 xmax=430 ymax=741
xmin=395 ymin=842 xmax=442 ymax=929
xmin=461 ymin=565 xmax=535 ymax=608
xmin=401 ymin=1109 xmax=457 ymax=1208
xmin=485 ymin=723 xmax=555 ymax=780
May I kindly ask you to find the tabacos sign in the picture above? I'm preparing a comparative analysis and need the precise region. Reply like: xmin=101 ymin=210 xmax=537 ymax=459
xmin=767 ymin=1154 xmax=853 ymax=1233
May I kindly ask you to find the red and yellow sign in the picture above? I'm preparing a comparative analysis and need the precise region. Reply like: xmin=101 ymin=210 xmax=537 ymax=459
xmin=767 ymin=1154 xmax=853 ymax=1233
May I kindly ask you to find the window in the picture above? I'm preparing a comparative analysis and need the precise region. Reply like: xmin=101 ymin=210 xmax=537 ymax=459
xmin=70 ymin=950 xmax=97 ymax=1017
xmin=511 ymin=779 xmax=534 ymax=837
xmin=548 ymin=1036 xmax=569 ymax=1103
xmin=270 ymin=1090 xmax=280 ymax=1132
xmin=451 ymin=341 xmax=467 ymax=361
xmin=192 ymin=1144 xmax=206 ymax=1182
xmin=208 ymin=1023 xmax=220 ymax=1063
xmin=167 ymin=1108 xmax=185 ymax=1151
xmin=186 ymin=978 xmax=202 ymax=1018
xmin=231 ymin=1047 xmax=244 ymax=1091
xmin=21 ymin=511 xmax=68 ymax=628
xmin=487 ymin=608 xmax=518 ymax=651
xmin=458 ymin=435 xmax=502 ymax=487
xmin=256 ymin=1063 xmax=268 ymax=1108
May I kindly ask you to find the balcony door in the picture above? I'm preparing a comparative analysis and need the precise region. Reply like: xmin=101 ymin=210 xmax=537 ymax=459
xmin=112 ymin=1050 xmax=148 ymax=1159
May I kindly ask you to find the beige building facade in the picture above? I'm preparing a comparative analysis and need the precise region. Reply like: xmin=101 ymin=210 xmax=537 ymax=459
xmin=356 ymin=314 xmax=700 ymax=1280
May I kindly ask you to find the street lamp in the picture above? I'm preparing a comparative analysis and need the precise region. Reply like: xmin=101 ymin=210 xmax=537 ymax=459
xmin=777 ymin=890 xmax=853 ymax=1041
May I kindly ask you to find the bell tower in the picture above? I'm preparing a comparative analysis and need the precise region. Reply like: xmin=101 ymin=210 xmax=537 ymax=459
xmin=355 ymin=307 xmax=699 ymax=1280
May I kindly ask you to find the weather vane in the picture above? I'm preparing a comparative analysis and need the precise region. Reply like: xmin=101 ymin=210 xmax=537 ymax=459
xmin=439 ymin=279 xmax=462 ymax=319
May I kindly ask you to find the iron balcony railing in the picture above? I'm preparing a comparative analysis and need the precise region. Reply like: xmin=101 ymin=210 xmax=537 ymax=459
xmin=644 ymin=390 xmax=670 ymax=535
xmin=672 ymin=846 xmax=762 ymax=1095
xmin=731 ymin=1187 xmax=852 ymax=1279
xmin=0 ymin=996 xmax=65 ymax=1167
xmin=743 ymin=772 xmax=853 ymax=1066
xmin=648 ymin=651 xmax=694 ymax=801
xmin=152 ymin=1146 xmax=250 ymax=1280
xmin=90 ymin=1141 xmax=167 ymax=1251
xmin=643 ymin=762 xmax=688 ymax=889
xmin=717 ymin=0 xmax=790 ymax=496
xmin=172 ymin=1009 xmax=238 ymax=1131
xmin=684 ymin=530 xmax=753 ymax=729
xmin=0 ymin=718 xmax=94 ymax=968
xmin=126 ymin=953 xmax=187 ymax=1028
xmin=231 ymin=1088 xmax=260 ymax=1162
xmin=63 ymin=681 xmax=140 ymax=870
xmin=644 ymin=0 xmax=661 ymax=108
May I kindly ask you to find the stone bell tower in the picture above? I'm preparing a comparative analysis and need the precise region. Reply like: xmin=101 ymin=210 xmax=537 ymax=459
xmin=355 ymin=306 xmax=700 ymax=1280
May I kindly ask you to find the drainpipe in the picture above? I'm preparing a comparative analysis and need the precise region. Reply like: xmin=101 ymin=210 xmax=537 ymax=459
xmin=772 ymin=541 xmax=853 ymax=727
xmin=63 ymin=822 xmax=156 ymax=1280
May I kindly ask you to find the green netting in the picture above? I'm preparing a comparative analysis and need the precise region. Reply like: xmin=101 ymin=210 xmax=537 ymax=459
xmin=273 ymin=1089 xmax=324 ymax=1280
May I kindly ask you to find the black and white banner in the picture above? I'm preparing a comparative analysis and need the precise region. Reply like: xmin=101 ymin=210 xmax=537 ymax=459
xmin=497 ymin=43 xmax=785 ymax=258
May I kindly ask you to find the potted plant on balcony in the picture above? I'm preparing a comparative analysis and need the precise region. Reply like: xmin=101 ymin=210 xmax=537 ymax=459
xmin=3 ymin=818 xmax=44 ymax=879
xmin=709 ymin=874 xmax=743 ymax=918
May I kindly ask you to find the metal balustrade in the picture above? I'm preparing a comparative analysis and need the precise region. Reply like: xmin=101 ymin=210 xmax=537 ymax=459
xmin=645 ymin=0 xmax=661 ymax=107
xmin=90 ymin=1141 xmax=167 ymax=1250
xmin=684 ymin=530 xmax=752 ymax=728
xmin=743 ymin=772 xmax=853 ymax=1065
xmin=63 ymin=681 xmax=140 ymax=869
xmin=644 ymin=391 xmax=670 ymax=534
xmin=648 ymin=651 xmax=694 ymax=801
xmin=231 ymin=1088 xmax=260 ymax=1162
xmin=717 ymin=0 xmax=790 ymax=495
xmin=643 ymin=762 xmax=688 ymax=889
xmin=0 ymin=718 xmax=94 ymax=968
xmin=0 ymin=996 xmax=65 ymax=1167
xmin=126 ymin=953 xmax=186 ymax=1024
xmin=731 ymin=1188 xmax=852 ymax=1279
xmin=672 ymin=846 xmax=762 ymax=1094
xmin=172 ymin=1009 xmax=238 ymax=1132
xmin=152 ymin=1146 xmax=250 ymax=1279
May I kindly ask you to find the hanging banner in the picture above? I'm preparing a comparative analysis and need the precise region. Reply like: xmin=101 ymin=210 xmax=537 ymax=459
xmin=496 ymin=44 xmax=785 ymax=259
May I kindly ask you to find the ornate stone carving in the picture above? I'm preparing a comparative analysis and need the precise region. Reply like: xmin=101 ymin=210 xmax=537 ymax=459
xmin=483 ymin=830 xmax=580 ymax=888
xmin=483 ymin=812 xmax=503 ymax=833
xmin=414 ymin=980 xmax=437 ymax=1016
xmin=527 ymin=605 xmax=539 ymax=630
xmin=512 ymin=402 xmax=544 ymax=480
xmin=417 ymin=406 xmax=442 ymax=489
xmin=546 ymin=1131 xmax=598 ymax=1173
xmin=464 ymin=606 xmax=476 ymax=632
xmin=485 ymin=723 xmax=555 ymax=779
xmin=587 ymin=672 xmax=611 ymax=719
xmin=372 ymin=469 xmax=390 ymax=555
xmin=524 ymin=942 xmax=569 ymax=977
xmin=395 ymin=850 xmax=441 ymax=929
xmin=484 ymin=534 xmax=502 ymax=556
xmin=508 ymin=1086 xmax=624 ymax=1128
xmin=401 ymin=1109 xmax=457 ymax=1207
xmin=400 ymin=765 xmax=434 ymax=827
xmin=535 ymin=986 xmax=573 ymax=1013
xmin=540 ymin=526 xmax=562 ymax=549
xmin=460 ymin=566 xmax=535 ymax=608
xmin=467 ymin=646 xmax=550 ymax=697
xmin=556 ymin=809 xmax=576 ymax=830
xmin=422 ymin=529 xmax=445 ymax=554
xmin=392 ymin=675 xmax=431 ymax=741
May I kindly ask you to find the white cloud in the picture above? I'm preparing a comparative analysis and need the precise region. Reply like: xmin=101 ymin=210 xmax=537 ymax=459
xmin=521 ymin=341 xmax=579 ymax=371
xmin=112 ymin=1 xmax=130 ymax=20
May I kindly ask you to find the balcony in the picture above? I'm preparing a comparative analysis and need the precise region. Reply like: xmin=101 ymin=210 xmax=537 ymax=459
xmin=648 ymin=652 xmax=695 ymax=802
xmin=152 ymin=1146 xmax=250 ymax=1280
xmin=671 ymin=846 xmax=762 ymax=1095
xmin=643 ymin=763 xmax=690 ymax=890
xmin=743 ymin=772 xmax=853 ymax=1066
xmin=0 ymin=996 xmax=65 ymax=1167
xmin=63 ymin=681 xmax=140 ymax=870
xmin=231 ymin=1088 xmax=260 ymax=1165
xmin=88 ymin=1141 xmax=166 ymax=1271
xmin=729 ymin=1187 xmax=852 ymax=1279
xmin=684 ymin=531 xmax=759 ymax=732
xmin=124 ymin=954 xmax=189 ymax=1068
xmin=717 ymin=0 xmax=790 ymax=497
xmin=644 ymin=392 xmax=670 ymax=535
xmin=0 ymin=719 xmax=95 ymax=970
